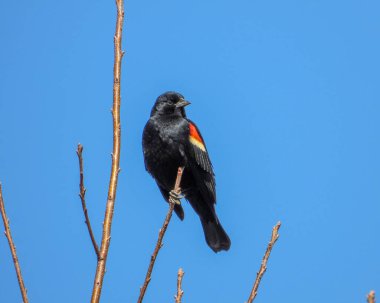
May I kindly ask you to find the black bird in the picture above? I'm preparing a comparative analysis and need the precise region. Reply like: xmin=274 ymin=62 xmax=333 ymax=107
xmin=142 ymin=91 xmax=231 ymax=252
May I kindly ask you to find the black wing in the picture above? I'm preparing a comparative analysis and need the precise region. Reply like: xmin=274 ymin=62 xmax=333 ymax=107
xmin=186 ymin=120 xmax=216 ymax=204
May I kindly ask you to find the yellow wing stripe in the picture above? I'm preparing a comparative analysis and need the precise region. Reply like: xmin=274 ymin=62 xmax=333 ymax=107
xmin=190 ymin=136 xmax=206 ymax=151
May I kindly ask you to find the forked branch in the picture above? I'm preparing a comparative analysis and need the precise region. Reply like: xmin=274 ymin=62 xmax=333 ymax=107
xmin=246 ymin=221 xmax=281 ymax=303
xmin=0 ymin=184 xmax=29 ymax=303
xmin=175 ymin=268 xmax=185 ymax=303
xmin=76 ymin=144 xmax=100 ymax=259
xmin=90 ymin=0 xmax=124 ymax=302
xmin=137 ymin=167 xmax=184 ymax=303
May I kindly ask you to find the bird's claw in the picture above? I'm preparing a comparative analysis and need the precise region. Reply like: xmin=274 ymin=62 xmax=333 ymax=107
xmin=169 ymin=189 xmax=183 ymax=205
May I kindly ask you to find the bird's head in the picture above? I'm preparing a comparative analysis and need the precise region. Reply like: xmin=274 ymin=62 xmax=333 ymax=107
xmin=151 ymin=91 xmax=191 ymax=117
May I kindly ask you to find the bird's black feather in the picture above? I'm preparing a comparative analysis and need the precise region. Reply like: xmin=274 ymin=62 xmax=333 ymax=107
xmin=142 ymin=91 xmax=230 ymax=252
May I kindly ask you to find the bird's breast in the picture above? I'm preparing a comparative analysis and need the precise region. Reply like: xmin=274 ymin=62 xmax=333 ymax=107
xmin=143 ymin=118 xmax=189 ymax=188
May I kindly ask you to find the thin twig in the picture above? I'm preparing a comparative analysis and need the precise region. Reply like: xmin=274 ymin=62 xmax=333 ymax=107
xmin=137 ymin=167 xmax=184 ymax=303
xmin=175 ymin=268 xmax=185 ymax=303
xmin=90 ymin=0 xmax=124 ymax=301
xmin=246 ymin=221 xmax=281 ymax=303
xmin=76 ymin=144 xmax=100 ymax=259
xmin=0 ymin=184 xmax=29 ymax=303
xmin=367 ymin=291 xmax=376 ymax=303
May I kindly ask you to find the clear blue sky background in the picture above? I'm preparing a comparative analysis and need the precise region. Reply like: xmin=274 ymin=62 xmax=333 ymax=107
xmin=0 ymin=1 xmax=379 ymax=302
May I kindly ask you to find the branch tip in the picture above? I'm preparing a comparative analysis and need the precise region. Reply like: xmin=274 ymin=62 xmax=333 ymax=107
xmin=246 ymin=221 xmax=281 ymax=303
xmin=175 ymin=267 xmax=185 ymax=303
xmin=76 ymin=143 xmax=100 ymax=259
xmin=137 ymin=167 xmax=184 ymax=303
xmin=367 ymin=291 xmax=376 ymax=303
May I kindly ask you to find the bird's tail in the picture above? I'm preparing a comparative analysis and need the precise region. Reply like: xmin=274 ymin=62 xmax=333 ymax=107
xmin=200 ymin=218 xmax=231 ymax=253
xmin=186 ymin=189 xmax=231 ymax=252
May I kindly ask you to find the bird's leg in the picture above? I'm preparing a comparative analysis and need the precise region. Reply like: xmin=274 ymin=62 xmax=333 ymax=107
xmin=169 ymin=188 xmax=183 ymax=205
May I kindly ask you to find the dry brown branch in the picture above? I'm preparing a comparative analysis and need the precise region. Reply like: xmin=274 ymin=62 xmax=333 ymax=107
xmin=246 ymin=221 xmax=281 ymax=303
xmin=90 ymin=0 xmax=124 ymax=301
xmin=76 ymin=144 xmax=100 ymax=259
xmin=367 ymin=291 xmax=376 ymax=303
xmin=0 ymin=184 xmax=29 ymax=303
xmin=174 ymin=268 xmax=185 ymax=303
xmin=137 ymin=167 xmax=184 ymax=303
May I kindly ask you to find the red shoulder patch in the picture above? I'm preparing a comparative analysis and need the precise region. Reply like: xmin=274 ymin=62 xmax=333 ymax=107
xmin=189 ymin=123 xmax=206 ymax=151
xmin=189 ymin=123 xmax=203 ymax=143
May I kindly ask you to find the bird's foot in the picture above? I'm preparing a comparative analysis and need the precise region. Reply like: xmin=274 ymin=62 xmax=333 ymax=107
xmin=169 ymin=188 xmax=183 ymax=205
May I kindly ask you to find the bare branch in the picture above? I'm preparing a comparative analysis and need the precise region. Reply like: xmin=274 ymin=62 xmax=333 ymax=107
xmin=76 ymin=144 xmax=100 ymax=259
xmin=367 ymin=291 xmax=376 ymax=303
xmin=90 ymin=0 xmax=124 ymax=301
xmin=246 ymin=221 xmax=281 ymax=303
xmin=137 ymin=167 xmax=184 ymax=303
xmin=0 ymin=184 xmax=29 ymax=303
xmin=174 ymin=268 xmax=185 ymax=303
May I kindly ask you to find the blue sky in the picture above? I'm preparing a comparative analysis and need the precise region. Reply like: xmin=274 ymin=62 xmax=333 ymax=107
xmin=0 ymin=0 xmax=379 ymax=302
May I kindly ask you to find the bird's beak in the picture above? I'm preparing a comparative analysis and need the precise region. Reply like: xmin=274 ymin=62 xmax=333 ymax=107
xmin=176 ymin=99 xmax=191 ymax=108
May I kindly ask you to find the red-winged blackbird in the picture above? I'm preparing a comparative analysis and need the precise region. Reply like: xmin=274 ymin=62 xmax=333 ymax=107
xmin=142 ymin=91 xmax=231 ymax=252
